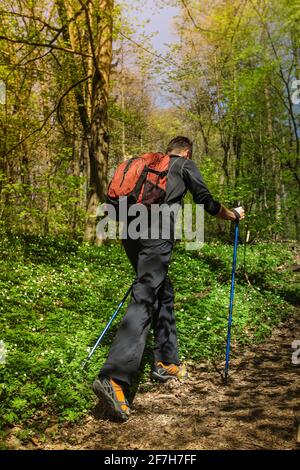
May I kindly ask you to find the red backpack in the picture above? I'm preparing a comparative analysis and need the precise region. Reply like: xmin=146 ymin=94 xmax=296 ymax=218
xmin=106 ymin=153 xmax=170 ymax=212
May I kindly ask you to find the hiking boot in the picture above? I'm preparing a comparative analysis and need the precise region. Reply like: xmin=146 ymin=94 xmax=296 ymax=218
xmin=152 ymin=362 xmax=188 ymax=382
xmin=92 ymin=377 xmax=130 ymax=421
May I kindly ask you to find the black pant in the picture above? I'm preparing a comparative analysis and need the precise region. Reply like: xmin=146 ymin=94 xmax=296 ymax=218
xmin=99 ymin=238 xmax=180 ymax=386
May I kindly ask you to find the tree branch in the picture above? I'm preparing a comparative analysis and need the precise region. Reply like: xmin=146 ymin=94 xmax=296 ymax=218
xmin=0 ymin=35 xmax=92 ymax=57
xmin=3 ymin=75 xmax=92 ymax=158
xmin=0 ymin=10 xmax=61 ymax=32
xmin=78 ymin=0 xmax=102 ymax=79
xmin=249 ymin=0 xmax=300 ymax=160
xmin=56 ymin=73 xmax=92 ymax=134
xmin=118 ymin=31 xmax=178 ymax=68
xmin=180 ymin=0 xmax=219 ymax=34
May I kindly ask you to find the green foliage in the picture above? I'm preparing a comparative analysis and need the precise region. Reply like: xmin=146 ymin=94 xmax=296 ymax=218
xmin=166 ymin=0 xmax=300 ymax=241
xmin=0 ymin=233 xmax=298 ymax=432
xmin=0 ymin=146 xmax=86 ymax=238
xmin=170 ymin=242 xmax=295 ymax=357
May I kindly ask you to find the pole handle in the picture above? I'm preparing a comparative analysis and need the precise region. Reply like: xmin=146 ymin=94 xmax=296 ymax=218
xmin=232 ymin=208 xmax=241 ymax=223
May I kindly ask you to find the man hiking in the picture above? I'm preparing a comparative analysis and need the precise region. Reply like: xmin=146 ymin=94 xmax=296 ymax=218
xmin=93 ymin=136 xmax=245 ymax=421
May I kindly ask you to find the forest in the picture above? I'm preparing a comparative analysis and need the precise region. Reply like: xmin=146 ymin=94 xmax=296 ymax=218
xmin=1 ymin=0 xmax=300 ymax=241
xmin=0 ymin=0 xmax=299 ymax=452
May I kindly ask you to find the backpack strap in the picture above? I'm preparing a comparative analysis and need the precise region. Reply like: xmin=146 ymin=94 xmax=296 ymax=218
xmin=130 ymin=167 xmax=148 ymax=201
xmin=147 ymin=168 xmax=168 ymax=176
xmin=120 ymin=157 xmax=140 ymax=187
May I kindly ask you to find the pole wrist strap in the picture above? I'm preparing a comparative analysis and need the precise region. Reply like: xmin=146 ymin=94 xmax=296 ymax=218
xmin=232 ymin=209 xmax=240 ymax=223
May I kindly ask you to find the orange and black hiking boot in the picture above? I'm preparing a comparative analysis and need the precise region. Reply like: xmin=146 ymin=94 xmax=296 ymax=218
xmin=152 ymin=362 xmax=188 ymax=382
xmin=92 ymin=377 xmax=130 ymax=421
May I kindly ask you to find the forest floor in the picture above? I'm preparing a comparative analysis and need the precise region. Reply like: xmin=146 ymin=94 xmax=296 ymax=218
xmin=6 ymin=310 xmax=300 ymax=451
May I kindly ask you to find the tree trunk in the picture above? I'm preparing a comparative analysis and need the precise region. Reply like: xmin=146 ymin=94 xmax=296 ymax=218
xmin=265 ymin=85 xmax=281 ymax=236
xmin=294 ymin=211 xmax=300 ymax=241
xmin=56 ymin=0 xmax=113 ymax=243
xmin=84 ymin=0 xmax=113 ymax=243
xmin=120 ymin=43 xmax=126 ymax=161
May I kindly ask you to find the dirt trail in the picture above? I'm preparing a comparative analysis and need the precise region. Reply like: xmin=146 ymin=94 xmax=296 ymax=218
xmin=12 ymin=312 xmax=299 ymax=451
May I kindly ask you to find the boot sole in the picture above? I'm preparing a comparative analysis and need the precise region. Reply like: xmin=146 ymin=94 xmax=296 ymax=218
xmin=152 ymin=371 xmax=177 ymax=382
xmin=92 ymin=379 xmax=130 ymax=422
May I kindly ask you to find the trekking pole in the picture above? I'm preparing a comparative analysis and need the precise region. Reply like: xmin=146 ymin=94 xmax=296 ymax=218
xmin=224 ymin=216 xmax=240 ymax=382
xmin=82 ymin=283 xmax=133 ymax=369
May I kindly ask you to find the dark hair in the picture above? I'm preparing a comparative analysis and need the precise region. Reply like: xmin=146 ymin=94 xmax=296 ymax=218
xmin=166 ymin=136 xmax=193 ymax=155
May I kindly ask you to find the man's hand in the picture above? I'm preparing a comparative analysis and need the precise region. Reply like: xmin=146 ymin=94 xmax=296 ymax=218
xmin=217 ymin=204 xmax=246 ymax=221
xmin=233 ymin=206 xmax=245 ymax=221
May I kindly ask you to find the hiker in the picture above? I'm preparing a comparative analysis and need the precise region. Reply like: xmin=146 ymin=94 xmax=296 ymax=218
xmin=93 ymin=136 xmax=245 ymax=421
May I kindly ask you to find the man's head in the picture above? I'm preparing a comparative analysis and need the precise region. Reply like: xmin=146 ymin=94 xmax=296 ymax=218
xmin=166 ymin=136 xmax=193 ymax=159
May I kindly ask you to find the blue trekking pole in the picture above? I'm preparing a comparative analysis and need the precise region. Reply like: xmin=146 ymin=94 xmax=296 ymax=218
xmin=224 ymin=216 xmax=240 ymax=382
xmin=82 ymin=283 xmax=133 ymax=369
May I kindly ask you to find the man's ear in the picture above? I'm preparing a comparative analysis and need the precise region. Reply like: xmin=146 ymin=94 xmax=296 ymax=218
xmin=181 ymin=149 xmax=188 ymax=159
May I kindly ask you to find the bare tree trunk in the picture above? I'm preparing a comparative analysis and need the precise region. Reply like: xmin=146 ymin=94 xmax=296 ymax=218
xmin=56 ymin=0 xmax=113 ymax=243
xmin=265 ymin=86 xmax=281 ymax=237
xmin=84 ymin=0 xmax=113 ymax=243
xmin=72 ymin=124 xmax=81 ymax=237
xmin=120 ymin=42 xmax=126 ymax=161
xmin=233 ymin=131 xmax=242 ymax=193
xmin=221 ymin=140 xmax=230 ymax=187
xmin=295 ymin=211 xmax=300 ymax=241
xmin=217 ymin=172 xmax=226 ymax=236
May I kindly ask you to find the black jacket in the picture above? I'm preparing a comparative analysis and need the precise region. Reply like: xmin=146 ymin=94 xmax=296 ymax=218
xmin=165 ymin=155 xmax=221 ymax=215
